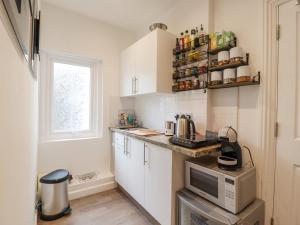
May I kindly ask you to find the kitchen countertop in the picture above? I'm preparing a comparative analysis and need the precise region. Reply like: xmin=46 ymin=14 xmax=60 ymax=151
xmin=110 ymin=128 xmax=221 ymax=158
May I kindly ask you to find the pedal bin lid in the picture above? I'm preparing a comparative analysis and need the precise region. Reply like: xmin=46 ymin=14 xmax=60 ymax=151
xmin=40 ymin=169 xmax=69 ymax=184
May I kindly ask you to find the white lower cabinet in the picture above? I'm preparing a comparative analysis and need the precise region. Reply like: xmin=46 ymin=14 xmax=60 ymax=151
xmin=113 ymin=133 xmax=173 ymax=225
xmin=127 ymin=137 xmax=145 ymax=206
xmin=144 ymin=143 xmax=172 ymax=225
xmin=114 ymin=134 xmax=128 ymax=190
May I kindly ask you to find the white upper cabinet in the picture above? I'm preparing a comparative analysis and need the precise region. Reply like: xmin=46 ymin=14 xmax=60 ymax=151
xmin=120 ymin=29 xmax=175 ymax=97
xmin=120 ymin=46 xmax=135 ymax=97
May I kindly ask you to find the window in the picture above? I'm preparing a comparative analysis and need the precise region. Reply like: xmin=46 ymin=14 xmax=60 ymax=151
xmin=39 ymin=53 xmax=102 ymax=141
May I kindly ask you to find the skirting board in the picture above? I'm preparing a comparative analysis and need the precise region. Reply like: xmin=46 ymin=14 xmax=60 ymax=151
xmin=69 ymin=175 xmax=117 ymax=200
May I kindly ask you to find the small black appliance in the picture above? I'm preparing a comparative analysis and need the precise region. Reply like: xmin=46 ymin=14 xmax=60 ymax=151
xmin=217 ymin=126 xmax=243 ymax=171
xmin=169 ymin=130 xmax=219 ymax=149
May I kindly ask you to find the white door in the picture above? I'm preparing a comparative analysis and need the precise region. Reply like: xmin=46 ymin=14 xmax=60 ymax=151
xmin=135 ymin=31 xmax=157 ymax=95
xmin=274 ymin=2 xmax=300 ymax=225
xmin=145 ymin=143 xmax=172 ymax=225
xmin=126 ymin=138 xmax=145 ymax=206
xmin=120 ymin=46 xmax=135 ymax=97
xmin=114 ymin=134 xmax=128 ymax=189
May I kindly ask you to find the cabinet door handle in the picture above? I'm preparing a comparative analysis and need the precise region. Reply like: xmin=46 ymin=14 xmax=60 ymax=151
xmin=123 ymin=136 xmax=126 ymax=154
xmin=143 ymin=143 xmax=146 ymax=165
xmin=143 ymin=143 xmax=148 ymax=165
xmin=131 ymin=77 xmax=134 ymax=94
xmin=135 ymin=77 xmax=138 ymax=94
xmin=126 ymin=137 xmax=129 ymax=155
xmin=125 ymin=137 xmax=129 ymax=155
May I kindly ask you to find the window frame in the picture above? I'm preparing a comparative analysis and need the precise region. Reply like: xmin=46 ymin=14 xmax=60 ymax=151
xmin=39 ymin=52 xmax=102 ymax=142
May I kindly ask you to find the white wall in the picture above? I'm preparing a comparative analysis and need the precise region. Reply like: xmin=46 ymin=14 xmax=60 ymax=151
xmin=134 ymin=0 xmax=264 ymax=196
xmin=135 ymin=91 xmax=208 ymax=133
xmin=38 ymin=3 xmax=135 ymax=180
xmin=210 ymin=0 xmax=263 ymax=196
xmin=0 ymin=3 xmax=38 ymax=225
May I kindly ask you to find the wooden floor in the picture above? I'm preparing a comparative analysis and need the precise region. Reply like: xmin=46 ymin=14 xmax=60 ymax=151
xmin=38 ymin=189 xmax=154 ymax=225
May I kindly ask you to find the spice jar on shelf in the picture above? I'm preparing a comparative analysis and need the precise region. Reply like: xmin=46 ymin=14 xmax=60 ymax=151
xmin=179 ymin=69 xmax=185 ymax=78
xmin=192 ymin=79 xmax=200 ymax=89
xmin=230 ymin=47 xmax=243 ymax=64
xmin=237 ymin=66 xmax=252 ymax=83
xmin=191 ymin=67 xmax=198 ymax=75
xmin=173 ymin=70 xmax=180 ymax=79
xmin=179 ymin=81 xmax=186 ymax=90
xmin=198 ymin=65 xmax=207 ymax=75
xmin=210 ymin=71 xmax=223 ymax=86
xmin=218 ymin=51 xmax=230 ymax=66
xmin=210 ymin=59 xmax=218 ymax=67
xmin=185 ymin=80 xmax=193 ymax=90
xmin=185 ymin=68 xmax=191 ymax=76
xmin=172 ymin=82 xmax=179 ymax=92
xmin=223 ymin=68 xmax=236 ymax=84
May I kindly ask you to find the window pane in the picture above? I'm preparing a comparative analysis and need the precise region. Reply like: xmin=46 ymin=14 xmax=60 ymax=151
xmin=52 ymin=62 xmax=91 ymax=133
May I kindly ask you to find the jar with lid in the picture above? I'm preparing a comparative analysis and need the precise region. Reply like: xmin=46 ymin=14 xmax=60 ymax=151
xmin=185 ymin=68 xmax=191 ymax=76
xmin=179 ymin=81 xmax=186 ymax=90
xmin=210 ymin=71 xmax=223 ymax=86
xmin=218 ymin=51 xmax=230 ymax=66
xmin=210 ymin=59 xmax=218 ymax=67
xmin=191 ymin=67 xmax=198 ymax=75
xmin=179 ymin=69 xmax=185 ymax=78
xmin=172 ymin=82 xmax=179 ymax=92
xmin=173 ymin=69 xmax=180 ymax=79
xmin=223 ymin=68 xmax=236 ymax=84
xmin=198 ymin=66 xmax=207 ymax=75
xmin=192 ymin=79 xmax=200 ymax=89
xmin=185 ymin=80 xmax=193 ymax=90
xmin=230 ymin=47 xmax=243 ymax=64
xmin=237 ymin=66 xmax=251 ymax=83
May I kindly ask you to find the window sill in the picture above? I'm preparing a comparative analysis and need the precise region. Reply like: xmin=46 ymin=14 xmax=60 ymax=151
xmin=39 ymin=136 xmax=103 ymax=144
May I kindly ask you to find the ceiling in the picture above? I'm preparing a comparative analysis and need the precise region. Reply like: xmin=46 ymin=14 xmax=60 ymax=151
xmin=42 ymin=0 xmax=180 ymax=32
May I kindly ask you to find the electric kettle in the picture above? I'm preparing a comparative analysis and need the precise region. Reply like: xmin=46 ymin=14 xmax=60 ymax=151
xmin=175 ymin=114 xmax=196 ymax=139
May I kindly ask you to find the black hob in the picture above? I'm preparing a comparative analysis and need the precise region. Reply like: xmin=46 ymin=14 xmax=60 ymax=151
xmin=169 ymin=133 xmax=219 ymax=149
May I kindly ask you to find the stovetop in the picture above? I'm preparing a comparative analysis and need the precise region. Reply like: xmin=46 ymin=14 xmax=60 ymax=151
xmin=169 ymin=132 xmax=219 ymax=149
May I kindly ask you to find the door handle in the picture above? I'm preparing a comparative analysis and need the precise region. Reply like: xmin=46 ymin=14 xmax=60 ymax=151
xmin=143 ymin=143 xmax=148 ymax=165
xmin=134 ymin=77 xmax=138 ymax=94
xmin=131 ymin=77 xmax=134 ymax=94
xmin=125 ymin=137 xmax=129 ymax=155
xmin=123 ymin=136 xmax=126 ymax=154
xmin=297 ymin=0 xmax=300 ymax=5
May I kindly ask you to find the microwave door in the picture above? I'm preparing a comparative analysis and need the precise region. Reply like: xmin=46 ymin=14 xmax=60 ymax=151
xmin=178 ymin=195 xmax=233 ymax=225
xmin=190 ymin=167 xmax=219 ymax=198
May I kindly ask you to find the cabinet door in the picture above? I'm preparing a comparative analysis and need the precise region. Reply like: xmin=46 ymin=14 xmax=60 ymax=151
xmin=145 ymin=143 xmax=172 ymax=225
xmin=135 ymin=31 xmax=157 ymax=95
xmin=126 ymin=138 xmax=145 ymax=206
xmin=120 ymin=46 xmax=135 ymax=97
xmin=114 ymin=134 xmax=128 ymax=189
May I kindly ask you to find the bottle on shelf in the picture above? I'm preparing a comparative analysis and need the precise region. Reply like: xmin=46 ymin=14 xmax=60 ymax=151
xmin=184 ymin=30 xmax=191 ymax=50
xmin=194 ymin=27 xmax=200 ymax=48
xmin=176 ymin=38 xmax=180 ymax=54
xmin=190 ymin=29 xmax=196 ymax=49
xmin=180 ymin=32 xmax=185 ymax=51
xmin=199 ymin=24 xmax=205 ymax=44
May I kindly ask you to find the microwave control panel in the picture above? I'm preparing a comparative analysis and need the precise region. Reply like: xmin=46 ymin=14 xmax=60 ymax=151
xmin=224 ymin=178 xmax=236 ymax=212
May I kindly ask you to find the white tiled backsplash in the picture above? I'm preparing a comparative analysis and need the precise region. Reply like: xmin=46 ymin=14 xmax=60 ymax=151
xmin=134 ymin=90 xmax=208 ymax=133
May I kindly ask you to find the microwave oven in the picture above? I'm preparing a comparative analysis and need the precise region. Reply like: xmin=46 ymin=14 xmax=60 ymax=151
xmin=177 ymin=189 xmax=265 ymax=225
xmin=185 ymin=155 xmax=256 ymax=214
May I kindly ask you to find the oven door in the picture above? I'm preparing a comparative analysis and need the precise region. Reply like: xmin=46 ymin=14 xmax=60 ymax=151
xmin=185 ymin=161 xmax=225 ymax=209
xmin=177 ymin=191 xmax=236 ymax=225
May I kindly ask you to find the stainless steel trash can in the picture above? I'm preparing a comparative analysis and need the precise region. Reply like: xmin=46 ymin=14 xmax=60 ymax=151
xmin=40 ymin=169 xmax=72 ymax=221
